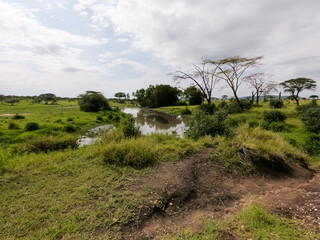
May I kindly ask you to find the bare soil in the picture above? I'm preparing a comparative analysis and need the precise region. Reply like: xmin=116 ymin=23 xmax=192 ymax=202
xmin=122 ymin=149 xmax=319 ymax=239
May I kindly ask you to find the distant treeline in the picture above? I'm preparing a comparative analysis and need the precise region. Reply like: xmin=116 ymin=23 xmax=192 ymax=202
xmin=0 ymin=94 xmax=78 ymax=105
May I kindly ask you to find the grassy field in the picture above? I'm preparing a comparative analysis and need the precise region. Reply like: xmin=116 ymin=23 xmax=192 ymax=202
xmin=0 ymin=99 xmax=319 ymax=239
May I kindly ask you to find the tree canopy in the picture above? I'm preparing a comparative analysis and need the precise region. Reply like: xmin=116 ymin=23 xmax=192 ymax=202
xmin=208 ymin=56 xmax=263 ymax=110
xmin=135 ymin=85 xmax=179 ymax=108
xmin=280 ymin=78 xmax=317 ymax=105
xmin=78 ymin=91 xmax=111 ymax=112
xmin=172 ymin=59 xmax=218 ymax=104
xmin=184 ymin=86 xmax=204 ymax=105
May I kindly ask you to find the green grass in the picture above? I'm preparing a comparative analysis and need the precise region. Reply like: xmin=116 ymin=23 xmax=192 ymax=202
xmin=0 ymin=130 xmax=212 ymax=239
xmin=163 ymin=203 xmax=318 ymax=240
xmin=154 ymin=105 xmax=199 ymax=115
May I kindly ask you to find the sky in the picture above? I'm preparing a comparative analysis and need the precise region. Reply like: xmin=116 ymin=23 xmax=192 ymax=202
xmin=0 ymin=0 xmax=319 ymax=98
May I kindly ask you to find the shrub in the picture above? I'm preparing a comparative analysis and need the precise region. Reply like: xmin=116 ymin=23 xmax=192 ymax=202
xmin=102 ymin=138 xmax=157 ymax=168
xmin=296 ymin=100 xmax=318 ymax=114
xmin=64 ymin=124 xmax=77 ymax=133
xmin=268 ymin=121 xmax=286 ymax=132
xmin=263 ymin=110 xmax=286 ymax=125
xmin=304 ymin=134 xmax=320 ymax=155
xmin=185 ymin=109 xmax=228 ymax=140
xmin=198 ymin=103 xmax=215 ymax=115
xmin=181 ymin=107 xmax=191 ymax=115
xmin=118 ymin=114 xmax=141 ymax=138
xmin=25 ymin=122 xmax=39 ymax=131
xmin=8 ymin=122 xmax=20 ymax=129
xmin=301 ymin=107 xmax=320 ymax=133
xmin=78 ymin=91 xmax=111 ymax=112
xmin=67 ymin=117 xmax=74 ymax=121
xmin=225 ymin=115 xmax=246 ymax=127
xmin=225 ymin=102 xmax=242 ymax=114
xmin=17 ymin=134 xmax=78 ymax=154
xmin=176 ymin=100 xmax=187 ymax=106
xmin=12 ymin=114 xmax=25 ymax=120
xmin=240 ymin=100 xmax=252 ymax=110
xmin=270 ymin=100 xmax=284 ymax=109
xmin=96 ymin=116 xmax=103 ymax=122
xmin=217 ymin=101 xmax=227 ymax=109
xmin=248 ymin=120 xmax=259 ymax=128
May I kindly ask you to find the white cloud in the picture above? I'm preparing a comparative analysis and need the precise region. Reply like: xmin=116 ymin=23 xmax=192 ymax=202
xmin=74 ymin=0 xmax=320 ymax=95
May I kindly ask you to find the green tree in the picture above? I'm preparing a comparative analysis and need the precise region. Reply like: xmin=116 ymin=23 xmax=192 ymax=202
xmin=78 ymin=91 xmax=111 ymax=112
xmin=310 ymin=95 xmax=319 ymax=100
xmin=280 ymin=78 xmax=317 ymax=105
xmin=184 ymin=86 xmax=204 ymax=105
xmin=114 ymin=92 xmax=126 ymax=103
xmin=6 ymin=97 xmax=20 ymax=106
xmin=38 ymin=93 xmax=57 ymax=104
xmin=208 ymin=56 xmax=263 ymax=110
xmin=135 ymin=85 xmax=179 ymax=108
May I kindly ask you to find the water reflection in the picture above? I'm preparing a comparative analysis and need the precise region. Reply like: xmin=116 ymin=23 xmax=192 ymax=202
xmin=123 ymin=108 xmax=187 ymax=137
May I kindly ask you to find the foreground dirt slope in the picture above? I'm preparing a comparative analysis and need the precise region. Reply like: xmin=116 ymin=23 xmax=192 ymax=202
xmin=123 ymin=150 xmax=319 ymax=239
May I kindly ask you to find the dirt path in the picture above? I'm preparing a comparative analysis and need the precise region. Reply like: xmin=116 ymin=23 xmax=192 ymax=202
xmin=123 ymin=150 xmax=319 ymax=239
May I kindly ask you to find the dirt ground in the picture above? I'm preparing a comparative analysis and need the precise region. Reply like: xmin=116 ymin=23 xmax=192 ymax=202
xmin=122 ymin=150 xmax=320 ymax=239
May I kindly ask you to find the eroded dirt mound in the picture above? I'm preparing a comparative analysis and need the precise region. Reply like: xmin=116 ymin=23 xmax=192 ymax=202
xmin=123 ymin=150 xmax=317 ymax=239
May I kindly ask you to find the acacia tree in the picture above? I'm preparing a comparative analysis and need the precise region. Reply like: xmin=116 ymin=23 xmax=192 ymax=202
xmin=244 ymin=73 xmax=273 ymax=104
xmin=263 ymin=82 xmax=278 ymax=102
xmin=208 ymin=56 xmax=263 ymax=110
xmin=114 ymin=92 xmax=126 ymax=103
xmin=280 ymin=78 xmax=317 ymax=105
xmin=172 ymin=59 xmax=218 ymax=105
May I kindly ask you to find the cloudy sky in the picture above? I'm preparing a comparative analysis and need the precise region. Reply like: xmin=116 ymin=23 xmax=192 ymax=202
xmin=1 ymin=0 xmax=319 ymax=98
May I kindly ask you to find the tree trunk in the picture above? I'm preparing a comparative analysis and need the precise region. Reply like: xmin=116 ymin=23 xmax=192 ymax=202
xmin=251 ymin=91 xmax=255 ymax=104
xmin=234 ymin=91 xmax=243 ymax=111
xmin=278 ymin=91 xmax=282 ymax=101
xmin=256 ymin=92 xmax=259 ymax=104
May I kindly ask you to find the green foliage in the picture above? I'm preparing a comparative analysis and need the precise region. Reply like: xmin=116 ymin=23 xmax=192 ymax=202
xmin=263 ymin=110 xmax=286 ymax=131
xmin=229 ymin=204 xmax=305 ymax=240
xmin=118 ymin=114 xmax=141 ymax=138
xmin=268 ymin=121 xmax=286 ymax=132
xmin=183 ymin=86 xmax=204 ymax=105
xmin=135 ymin=84 xmax=179 ymax=108
xmin=185 ymin=109 xmax=227 ymax=140
xmin=213 ymin=125 xmax=309 ymax=172
xmin=64 ymin=124 xmax=77 ymax=133
xmin=12 ymin=113 xmax=25 ymax=120
xmin=301 ymin=107 xmax=320 ymax=133
xmin=102 ymin=138 xmax=158 ymax=168
xmin=240 ymin=100 xmax=253 ymax=110
xmin=25 ymin=122 xmax=39 ymax=131
xmin=8 ymin=122 xmax=20 ymax=129
xmin=78 ymin=91 xmax=111 ymax=112
xmin=225 ymin=102 xmax=242 ymax=114
xmin=270 ymin=99 xmax=284 ymax=108
xmin=16 ymin=134 xmax=78 ymax=153
xmin=304 ymin=134 xmax=320 ymax=155
xmin=197 ymin=103 xmax=215 ymax=114
xmin=280 ymin=78 xmax=317 ymax=105
xmin=181 ymin=106 xmax=191 ymax=115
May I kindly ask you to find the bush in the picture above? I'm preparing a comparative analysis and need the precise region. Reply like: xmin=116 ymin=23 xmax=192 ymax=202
xmin=118 ymin=114 xmax=141 ymax=138
xmin=8 ymin=122 xmax=20 ymax=129
xmin=67 ymin=117 xmax=74 ymax=122
xmin=240 ymin=100 xmax=252 ymax=110
xmin=270 ymin=100 xmax=284 ymax=109
xmin=263 ymin=110 xmax=286 ymax=125
xmin=304 ymin=134 xmax=320 ymax=155
xmin=225 ymin=102 xmax=242 ymax=114
xmin=78 ymin=91 xmax=111 ymax=112
xmin=25 ymin=122 xmax=39 ymax=131
xmin=185 ymin=109 xmax=228 ymax=140
xmin=268 ymin=121 xmax=286 ymax=132
xmin=225 ymin=115 xmax=246 ymax=128
xmin=12 ymin=114 xmax=25 ymax=120
xmin=17 ymin=135 xmax=78 ymax=153
xmin=296 ymin=100 xmax=318 ymax=114
xmin=181 ymin=107 xmax=191 ymax=115
xmin=248 ymin=120 xmax=259 ymax=128
xmin=64 ymin=124 xmax=77 ymax=133
xmin=301 ymin=107 xmax=320 ymax=133
xmin=198 ymin=103 xmax=215 ymax=115
xmin=102 ymin=138 xmax=157 ymax=168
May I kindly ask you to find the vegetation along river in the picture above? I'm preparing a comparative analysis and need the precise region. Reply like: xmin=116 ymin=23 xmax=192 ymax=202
xmin=77 ymin=108 xmax=188 ymax=147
